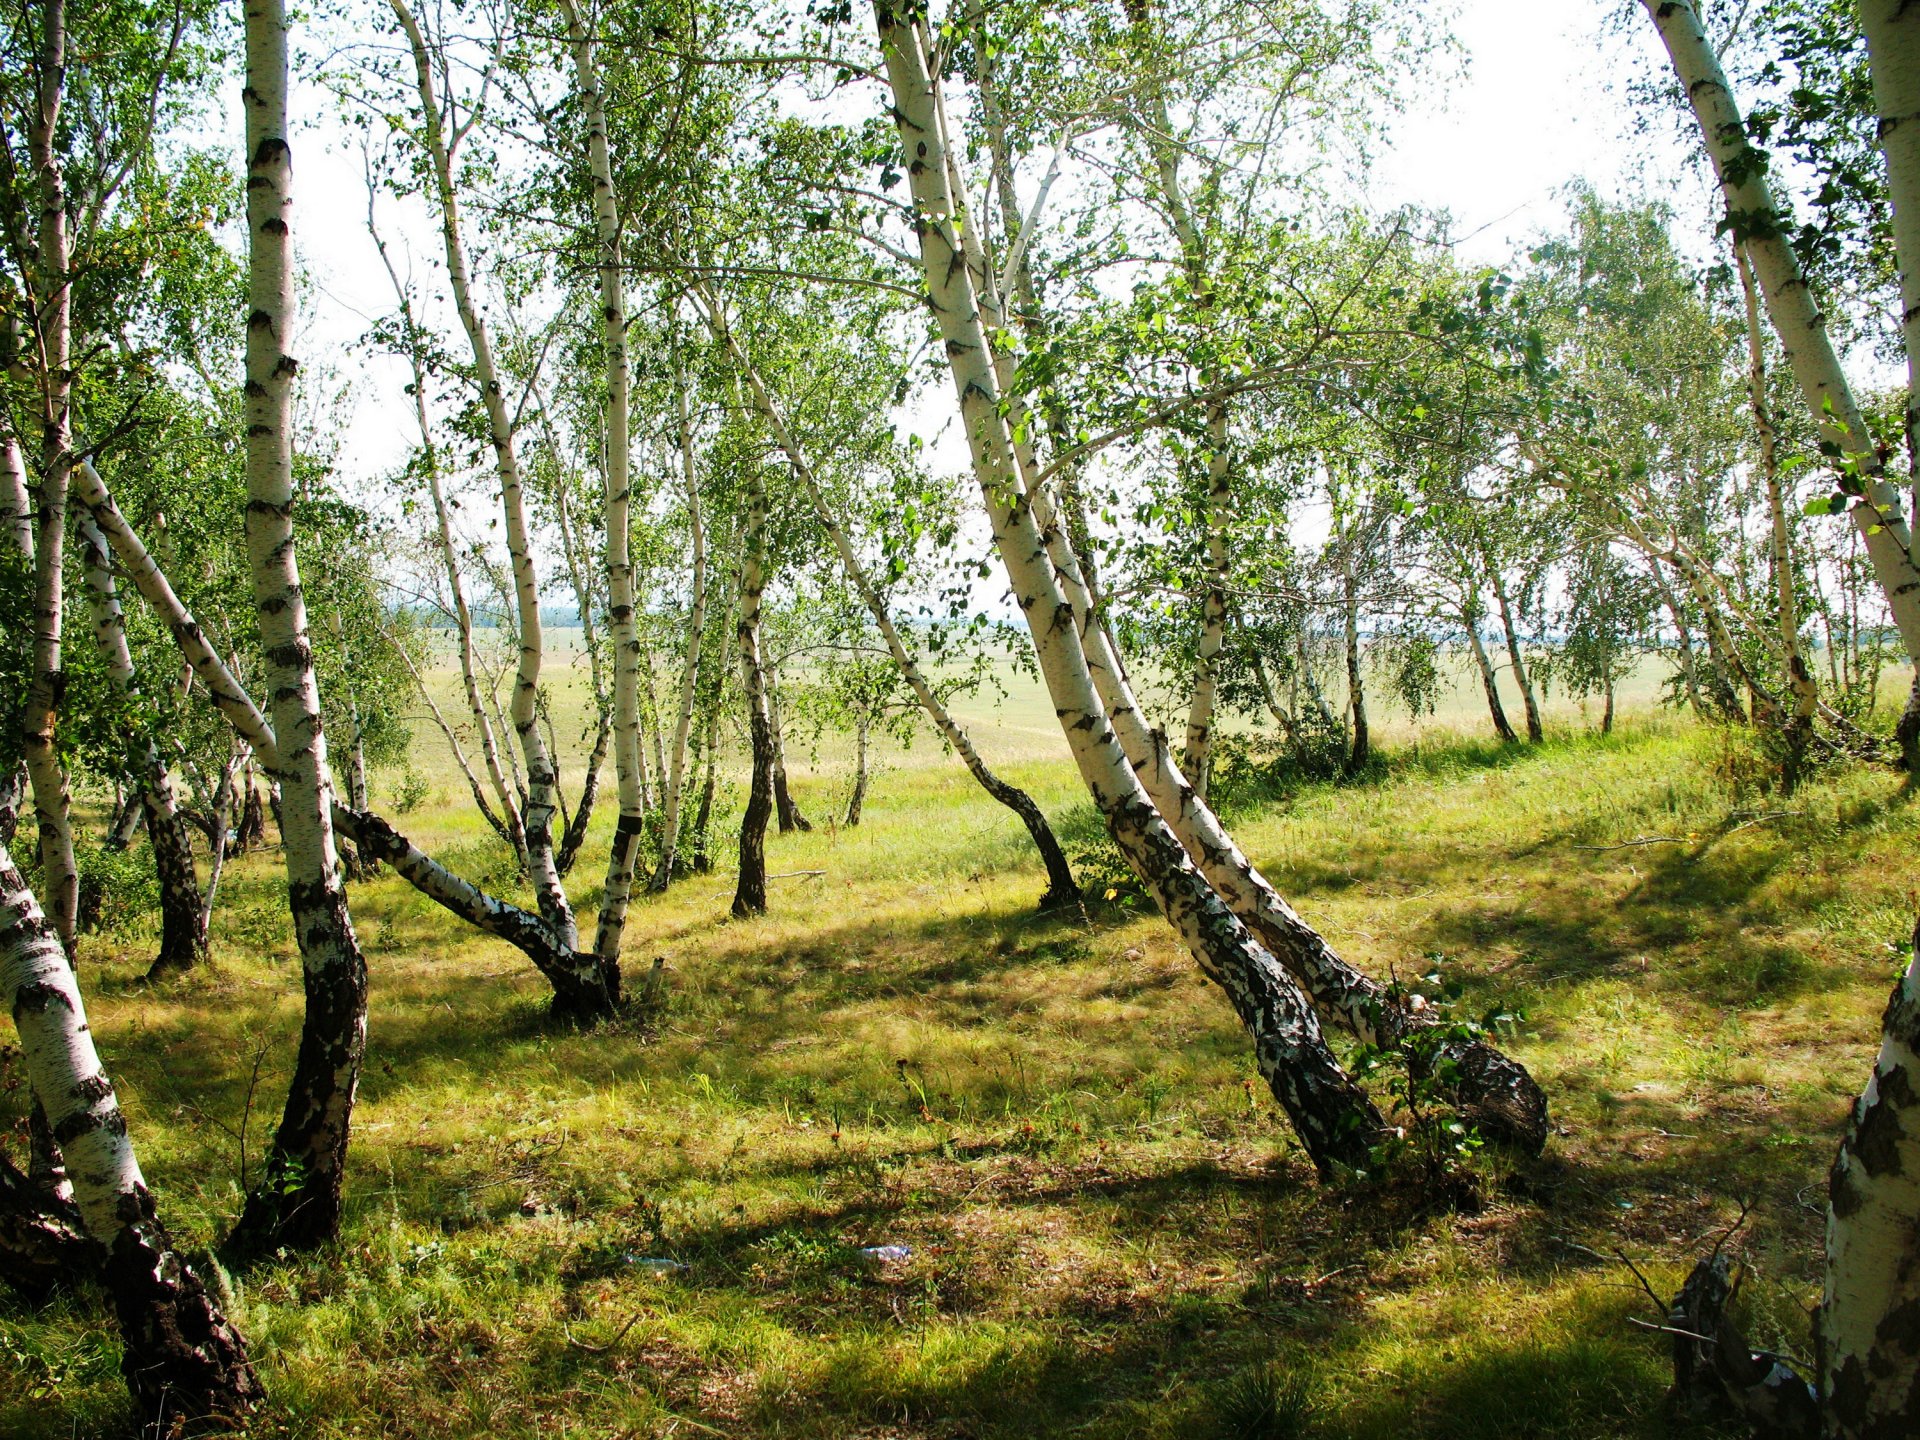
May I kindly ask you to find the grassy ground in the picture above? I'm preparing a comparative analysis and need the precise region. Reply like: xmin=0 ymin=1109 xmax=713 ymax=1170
xmin=3 ymin=665 xmax=1915 ymax=1438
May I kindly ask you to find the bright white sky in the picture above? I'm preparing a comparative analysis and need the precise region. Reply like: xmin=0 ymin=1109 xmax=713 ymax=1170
xmin=286 ymin=0 xmax=1706 ymax=498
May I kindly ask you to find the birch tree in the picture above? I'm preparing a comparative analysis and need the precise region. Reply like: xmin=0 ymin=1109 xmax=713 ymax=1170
xmin=1 ymin=836 xmax=262 ymax=1421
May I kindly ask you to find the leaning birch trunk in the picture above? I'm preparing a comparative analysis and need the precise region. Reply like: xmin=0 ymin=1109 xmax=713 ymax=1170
xmin=732 ymin=467 xmax=775 ymax=920
xmin=874 ymin=3 xmax=1385 ymax=1177
xmin=22 ymin=0 xmax=78 ymax=952
xmin=911 ymin=3 xmax=1545 ymax=1150
xmin=369 ymin=196 xmax=528 ymax=864
xmin=226 ymin=0 xmax=371 ymax=1259
xmin=1 ymin=837 xmax=262 ymax=1421
xmin=769 ymin=678 xmax=811 ymax=834
xmin=1485 ymin=551 xmax=1542 ymax=743
xmin=1464 ymin=598 xmax=1519 ymax=743
xmin=1644 ymin=0 xmax=1920 ymax=665
xmin=74 ymin=513 xmax=207 ymax=977
xmin=561 ymin=0 xmax=645 ymax=962
xmin=650 ymin=330 xmax=708 ymax=891
xmin=698 ymin=296 xmax=1081 ymax=907
xmin=392 ymin=0 xmax=578 ymax=947
xmin=72 ymin=461 xmax=619 ymax=1020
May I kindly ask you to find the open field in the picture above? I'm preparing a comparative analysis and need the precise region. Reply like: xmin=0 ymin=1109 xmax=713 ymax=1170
xmin=3 ymin=671 xmax=1916 ymax=1438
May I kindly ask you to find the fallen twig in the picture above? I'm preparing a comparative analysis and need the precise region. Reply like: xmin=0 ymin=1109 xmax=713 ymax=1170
xmin=1573 ymin=836 xmax=1685 ymax=851
xmin=564 ymin=1309 xmax=648 ymax=1353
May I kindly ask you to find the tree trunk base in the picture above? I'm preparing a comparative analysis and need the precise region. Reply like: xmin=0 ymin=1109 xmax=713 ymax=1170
xmin=108 ymin=1217 xmax=264 ymax=1434
xmin=1667 ymin=1254 xmax=1818 ymax=1438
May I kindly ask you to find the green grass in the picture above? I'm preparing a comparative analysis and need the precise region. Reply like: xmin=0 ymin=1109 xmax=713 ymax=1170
xmin=3 ymin=667 xmax=1914 ymax=1438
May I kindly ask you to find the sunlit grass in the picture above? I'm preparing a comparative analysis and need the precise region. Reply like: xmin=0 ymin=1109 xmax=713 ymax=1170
xmin=3 ymin=669 xmax=1911 ymax=1436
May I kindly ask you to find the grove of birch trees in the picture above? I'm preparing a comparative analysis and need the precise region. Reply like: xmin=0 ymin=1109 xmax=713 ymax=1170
xmin=2 ymin=0 xmax=1919 ymax=1434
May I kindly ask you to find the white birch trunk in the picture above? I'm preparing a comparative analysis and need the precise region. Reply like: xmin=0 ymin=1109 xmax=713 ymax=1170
xmin=1820 ymin=925 xmax=1920 ymax=1438
xmin=651 ymin=327 xmax=708 ymax=891
xmin=1 ymin=837 xmax=261 ymax=1418
xmin=1860 ymin=1 xmax=1920 ymax=490
xmin=71 ymin=460 xmax=619 ymax=1020
xmin=560 ymin=0 xmax=646 ymax=960
xmin=696 ymin=290 xmax=1082 ymax=905
xmin=391 ymin=0 xmax=576 ymax=945
xmin=73 ymin=512 xmax=206 ymax=977
xmin=874 ymin=4 xmax=1385 ymax=1176
xmin=23 ymin=0 xmax=78 ymax=952
xmin=228 ymin=0 xmax=370 ymax=1257
xmin=1644 ymin=0 xmax=1920 ymax=663
xmin=732 ymin=457 xmax=775 ymax=919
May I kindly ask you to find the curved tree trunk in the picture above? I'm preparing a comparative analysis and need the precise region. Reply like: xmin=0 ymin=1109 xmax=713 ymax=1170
xmin=225 ymin=0 xmax=370 ymax=1259
xmin=875 ymin=4 xmax=1385 ymax=1178
xmin=1485 ymin=553 xmax=1543 ymax=743
xmin=733 ymin=465 xmax=775 ymax=919
xmin=697 ymin=294 xmax=1081 ymax=907
xmin=73 ymin=512 xmax=207 ymax=978
xmin=392 ymin=0 xmax=577 ymax=948
xmin=72 ymin=461 xmax=619 ymax=1024
xmin=1465 ymin=599 xmax=1519 ymax=744
xmin=910 ymin=0 xmax=1545 ymax=1152
xmin=1 ymin=838 xmax=262 ymax=1422
xmin=1645 ymin=0 xmax=1920 ymax=667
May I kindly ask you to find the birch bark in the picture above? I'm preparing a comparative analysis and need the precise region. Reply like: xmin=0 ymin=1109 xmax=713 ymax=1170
xmin=71 ymin=461 xmax=619 ymax=1020
xmin=391 ymin=0 xmax=576 ymax=945
xmin=1644 ymin=0 xmax=1920 ymax=663
xmin=22 ymin=0 xmax=78 ymax=952
xmin=73 ymin=511 xmax=207 ymax=977
xmin=697 ymin=294 xmax=1081 ymax=906
xmin=874 ymin=4 xmax=1384 ymax=1176
xmin=560 ymin=0 xmax=647 ymax=960
xmin=650 ymin=329 xmax=708 ymax=891
xmin=904 ymin=3 xmax=1543 ymax=1150
xmin=225 ymin=0 xmax=371 ymax=1258
xmin=1 ymin=837 xmax=261 ymax=1419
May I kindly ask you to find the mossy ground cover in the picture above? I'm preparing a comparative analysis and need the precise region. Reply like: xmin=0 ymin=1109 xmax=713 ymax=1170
xmin=3 ymin=664 xmax=1913 ymax=1438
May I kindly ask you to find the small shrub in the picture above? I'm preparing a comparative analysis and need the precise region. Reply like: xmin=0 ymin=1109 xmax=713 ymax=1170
xmin=74 ymin=840 xmax=159 ymax=936
xmin=1212 ymin=1361 xmax=1315 ymax=1440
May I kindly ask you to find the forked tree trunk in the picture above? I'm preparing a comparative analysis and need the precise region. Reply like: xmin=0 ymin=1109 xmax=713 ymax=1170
xmin=847 ymin=711 xmax=870 ymax=827
xmin=875 ymin=4 xmax=1385 ymax=1177
xmin=1 ymin=838 xmax=262 ymax=1422
xmin=1645 ymin=0 xmax=1920 ymax=667
xmin=650 ymin=325 xmax=708 ymax=891
xmin=22 ymin=0 xmax=78 ymax=953
xmin=1485 ymin=551 xmax=1543 ymax=743
xmin=225 ymin=0 xmax=371 ymax=1260
xmin=72 ymin=461 xmax=620 ymax=1023
xmin=392 ymin=0 xmax=577 ymax=947
xmin=733 ymin=468 xmax=775 ymax=919
xmin=1465 ymin=599 xmax=1518 ymax=744
xmin=562 ymin=0 xmax=646 ymax=963
xmin=73 ymin=512 xmax=207 ymax=977
xmin=901 ymin=0 xmax=1544 ymax=1152
xmin=697 ymin=297 xmax=1080 ymax=907
xmin=769 ymin=680 xmax=811 ymax=834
